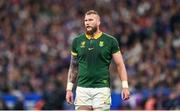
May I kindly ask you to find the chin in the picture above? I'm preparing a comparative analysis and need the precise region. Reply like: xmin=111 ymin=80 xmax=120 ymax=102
xmin=86 ymin=29 xmax=93 ymax=35
xmin=86 ymin=31 xmax=92 ymax=35
xmin=86 ymin=27 xmax=97 ymax=35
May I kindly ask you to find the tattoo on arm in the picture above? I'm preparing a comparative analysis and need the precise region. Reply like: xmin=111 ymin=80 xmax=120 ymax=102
xmin=67 ymin=55 xmax=78 ymax=83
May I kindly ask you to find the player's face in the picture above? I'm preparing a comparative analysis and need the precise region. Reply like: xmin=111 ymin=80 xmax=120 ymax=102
xmin=84 ymin=14 xmax=100 ymax=35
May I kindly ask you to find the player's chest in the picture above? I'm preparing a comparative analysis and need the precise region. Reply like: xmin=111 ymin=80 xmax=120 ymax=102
xmin=76 ymin=39 xmax=111 ymax=56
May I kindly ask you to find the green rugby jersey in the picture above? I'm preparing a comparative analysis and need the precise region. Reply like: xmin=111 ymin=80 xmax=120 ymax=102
xmin=71 ymin=32 xmax=120 ymax=88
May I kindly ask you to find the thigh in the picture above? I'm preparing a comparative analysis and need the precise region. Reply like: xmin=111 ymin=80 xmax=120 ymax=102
xmin=74 ymin=87 xmax=92 ymax=109
xmin=92 ymin=87 xmax=111 ymax=110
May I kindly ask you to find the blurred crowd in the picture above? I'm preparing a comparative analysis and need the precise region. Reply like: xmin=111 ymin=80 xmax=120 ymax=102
xmin=0 ymin=0 xmax=179 ymax=110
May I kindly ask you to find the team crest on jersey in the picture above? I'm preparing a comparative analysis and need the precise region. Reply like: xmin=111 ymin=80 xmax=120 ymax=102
xmin=99 ymin=41 xmax=104 ymax=47
xmin=80 ymin=41 xmax=86 ymax=48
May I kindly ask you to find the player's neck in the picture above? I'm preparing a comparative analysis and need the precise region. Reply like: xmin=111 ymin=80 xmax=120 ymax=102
xmin=93 ymin=30 xmax=101 ymax=36
xmin=90 ymin=30 xmax=101 ymax=38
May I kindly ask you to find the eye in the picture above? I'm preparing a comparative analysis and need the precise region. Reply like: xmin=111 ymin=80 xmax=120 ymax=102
xmin=84 ymin=18 xmax=94 ymax=22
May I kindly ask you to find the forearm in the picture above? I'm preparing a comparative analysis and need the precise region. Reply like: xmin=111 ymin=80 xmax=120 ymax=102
xmin=117 ymin=62 xmax=129 ymax=88
xmin=117 ymin=62 xmax=128 ymax=81
xmin=116 ymin=63 xmax=129 ymax=88
xmin=114 ymin=51 xmax=129 ymax=88
xmin=67 ymin=55 xmax=78 ymax=90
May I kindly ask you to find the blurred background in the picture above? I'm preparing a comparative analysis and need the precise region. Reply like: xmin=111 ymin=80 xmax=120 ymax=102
xmin=0 ymin=0 xmax=179 ymax=110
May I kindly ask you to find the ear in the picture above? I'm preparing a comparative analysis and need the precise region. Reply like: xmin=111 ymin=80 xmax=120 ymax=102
xmin=95 ymin=14 xmax=101 ymax=26
xmin=97 ymin=20 xmax=100 ymax=26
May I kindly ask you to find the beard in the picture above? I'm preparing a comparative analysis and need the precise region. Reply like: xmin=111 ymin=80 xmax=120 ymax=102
xmin=85 ymin=26 xmax=97 ymax=35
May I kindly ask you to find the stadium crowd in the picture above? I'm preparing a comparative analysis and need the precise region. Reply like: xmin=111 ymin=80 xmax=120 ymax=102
xmin=0 ymin=0 xmax=179 ymax=110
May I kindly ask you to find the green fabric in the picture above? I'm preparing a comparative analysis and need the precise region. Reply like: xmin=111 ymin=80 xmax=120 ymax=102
xmin=71 ymin=33 xmax=120 ymax=88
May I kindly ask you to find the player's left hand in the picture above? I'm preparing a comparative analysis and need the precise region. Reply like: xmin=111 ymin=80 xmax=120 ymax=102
xmin=121 ymin=88 xmax=130 ymax=100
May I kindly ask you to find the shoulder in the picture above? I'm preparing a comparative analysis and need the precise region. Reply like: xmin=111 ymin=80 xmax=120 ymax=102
xmin=102 ymin=33 xmax=118 ymax=42
xmin=73 ymin=33 xmax=85 ymax=41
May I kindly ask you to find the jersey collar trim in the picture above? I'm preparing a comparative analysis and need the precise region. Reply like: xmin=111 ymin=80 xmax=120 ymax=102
xmin=85 ymin=32 xmax=103 ymax=39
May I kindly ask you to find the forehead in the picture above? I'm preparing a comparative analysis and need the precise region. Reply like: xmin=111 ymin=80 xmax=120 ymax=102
xmin=84 ymin=14 xmax=99 ymax=19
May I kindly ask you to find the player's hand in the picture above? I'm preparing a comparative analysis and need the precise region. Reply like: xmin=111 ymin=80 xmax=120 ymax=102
xmin=121 ymin=88 xmax=130 ymax=100
xmin=66 ymin=90 xmax=73 ymax=104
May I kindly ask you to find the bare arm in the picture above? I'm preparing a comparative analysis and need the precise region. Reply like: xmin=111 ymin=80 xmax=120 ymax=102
xmin=66 ymin=55 xmax=78 ymax=90
xmin=112 ymin=51 xmax=128 ymax=82
xmin=66 ymin=55 xmax=78 ymax=104
xmin=112 ymin=51 xmax=130 ymax=100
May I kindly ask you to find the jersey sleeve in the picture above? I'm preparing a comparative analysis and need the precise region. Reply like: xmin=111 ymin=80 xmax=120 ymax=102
xmin=71 ymin=38 xmax=78 ymax=57
xmin=111 ymin=38 xmax=120 ymax=54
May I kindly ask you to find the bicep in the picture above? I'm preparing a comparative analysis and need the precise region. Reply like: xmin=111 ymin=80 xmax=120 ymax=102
xmin=112 ymin=51 xmax=124 ymax=66
xmin=69 ymin=55 xmax=78 ymax=69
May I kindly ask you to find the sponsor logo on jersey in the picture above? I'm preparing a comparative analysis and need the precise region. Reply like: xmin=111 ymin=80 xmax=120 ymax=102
xmin=88 ymin=48 xmax=94 ymax=50
xmin=80 ymin=41 xmax=86 ymax=48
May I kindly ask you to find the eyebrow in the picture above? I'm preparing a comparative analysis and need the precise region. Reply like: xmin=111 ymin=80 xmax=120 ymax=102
xmin=84 ymin=18 xmax=93 ymax=20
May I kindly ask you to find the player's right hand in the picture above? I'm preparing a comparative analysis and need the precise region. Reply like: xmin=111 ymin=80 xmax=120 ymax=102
xmin=66 ymin=90 xmax=73 ymax=104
